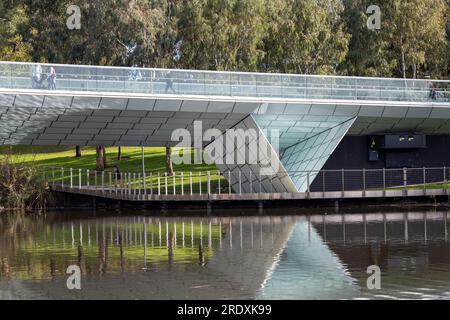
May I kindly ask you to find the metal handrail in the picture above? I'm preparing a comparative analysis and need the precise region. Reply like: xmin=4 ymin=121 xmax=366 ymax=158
xmin=44 ymin=166 xmax=450 ymax=197
xmin=1 ymin=61 xmax=449 ymax=103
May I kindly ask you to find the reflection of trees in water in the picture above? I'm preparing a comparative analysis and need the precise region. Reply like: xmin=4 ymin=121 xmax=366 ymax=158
xmin=0 ymin=215 xmax=226 ymax=281
xmin=1 ymin=258 xmax=10 ymax=280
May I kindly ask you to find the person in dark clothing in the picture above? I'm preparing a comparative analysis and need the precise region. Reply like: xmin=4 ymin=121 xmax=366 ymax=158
xmin=164 ymin=71 xmax=176 ymax=93
xmin=113 ymin=165 xmax=121 ymax=179
xmin=429 ymin=85 xmax=437 ymax=101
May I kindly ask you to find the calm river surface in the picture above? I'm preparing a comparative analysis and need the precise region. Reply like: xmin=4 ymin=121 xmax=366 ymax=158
xmin=0 ymin=209 xmax=449 ymax=300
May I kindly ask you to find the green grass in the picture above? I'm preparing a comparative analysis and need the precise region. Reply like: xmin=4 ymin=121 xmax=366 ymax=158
xmin=0 ymin=145 xmax=229 ymax=194
xmin=386 ymin=181 xmax=450 ymax=190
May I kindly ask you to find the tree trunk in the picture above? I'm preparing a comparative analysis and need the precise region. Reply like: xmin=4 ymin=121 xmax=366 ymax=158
xmin=166 ymin=146 xmax=174 ymax=176
xmin=401 ymin=41 xmax=407 ymax=79
xmin=75 ymin=146 xmax=81 ymax=158
xmin=96 ymin=146 xmax=106 ymax=171
xmin=117 ymin=146 xmax=122 ymax=161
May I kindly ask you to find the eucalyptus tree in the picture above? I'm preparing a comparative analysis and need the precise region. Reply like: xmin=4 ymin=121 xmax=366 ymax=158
xmin=0 ymin=1 xmax=31 ymax=61
xmin=260 ymin=0 xmax=350 ymax=75
xmin=385 ymin=0 xmax=448 ymax=78
xmin=341 ymin=0 xmax=396 ymax=77
xmin=176 ymin=0 xmax=266 ymax=71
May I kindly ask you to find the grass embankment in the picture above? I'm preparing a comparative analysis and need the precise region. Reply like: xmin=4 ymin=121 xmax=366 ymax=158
xmin=0 ymin=146 xmax=227 ymax=194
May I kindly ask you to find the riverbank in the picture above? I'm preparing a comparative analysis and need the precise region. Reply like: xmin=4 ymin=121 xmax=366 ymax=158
xmin=42 ymin=188 xmax=450 ymax=214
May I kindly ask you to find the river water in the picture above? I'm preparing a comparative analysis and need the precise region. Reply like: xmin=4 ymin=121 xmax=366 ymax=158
xmin=0 ymin=209 xmax=449 ymax=300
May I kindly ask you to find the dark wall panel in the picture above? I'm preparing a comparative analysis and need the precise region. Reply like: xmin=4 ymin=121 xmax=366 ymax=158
xmin=322 ymin=135 xmax=450 ymax=170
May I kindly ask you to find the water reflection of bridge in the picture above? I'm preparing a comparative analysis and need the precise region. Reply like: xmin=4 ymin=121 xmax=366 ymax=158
xmin=0 ymin=212 xmax=448 ymax=299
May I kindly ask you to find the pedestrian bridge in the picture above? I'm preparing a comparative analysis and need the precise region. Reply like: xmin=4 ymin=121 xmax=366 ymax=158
xmin=1 ymin=61 xmax=450 ymax=194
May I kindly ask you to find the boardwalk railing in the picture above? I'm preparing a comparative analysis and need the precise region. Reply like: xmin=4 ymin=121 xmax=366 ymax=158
xmin=1 ymin=61 xmax=450 ymax=102
xmin=44 ymin=167 xmax=450 ymax=199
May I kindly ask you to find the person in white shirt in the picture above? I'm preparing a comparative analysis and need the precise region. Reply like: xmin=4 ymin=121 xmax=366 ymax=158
xmin=48 ymin=66 xmax=56 ymax=90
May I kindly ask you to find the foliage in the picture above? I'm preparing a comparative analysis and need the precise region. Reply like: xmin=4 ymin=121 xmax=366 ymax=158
xmin=0 ymin=0 xmax=449 ymax=76
xmin=0 ymin=151 xmax=49 ymax=210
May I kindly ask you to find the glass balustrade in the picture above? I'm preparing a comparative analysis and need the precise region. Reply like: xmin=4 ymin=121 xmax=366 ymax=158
xmin=0 ymin=61 xmax=449 ymax=102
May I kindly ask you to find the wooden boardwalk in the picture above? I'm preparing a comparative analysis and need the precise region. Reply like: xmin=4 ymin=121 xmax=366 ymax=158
xmin=50 ymin=184 xmax=450 ymax=202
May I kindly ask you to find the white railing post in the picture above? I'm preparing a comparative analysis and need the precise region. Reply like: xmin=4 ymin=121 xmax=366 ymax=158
xmin=143 ymin=172 xmax=146 ymax=198
xmin=249 ymin=171 xmax=252 ymax=193
xmin=259 ymin=172 xmax=262 ymax=193
xmin=133 ymin=173 xmax=136 ymax=196
xmin=423 ymin=167 xmax=426 ymax=190
xmin=101 ymin=171 xmax=105 ymax=194
xmin=444 ymin=166 xmax=447 ymax=191
xmin=322 ymin=170 xmax=326 ymax=196
xmin=86 ymin=169 xmax=90 ymax=188
xmin=165 ymin=173 xmax=168 ymax=195
xmin=78 ymin=168 xmax=82 ymax=189
xmin=362 ymin=168 xmax=366 ymax=197
xmin=190 ymin=172 xmax=193 ymax=195
xmin=157 ymin=172 xmax=161 ymax=195
xmin=115 ymin=172 xmax=118 ymax=196
xmin=61 ymin=168 xmax=64 ymax=187
xmin=239 ymin=171 xmax=242 ymax=195
xmin=70 ymin=168 xmax=73 ymax=189
xmin=181 ymin=172 xmax=184 ymax=196
xmin=121 ymin=172 xmax=124 ymax=195
xmin=109 ymin=172 xmax=112 ymax=195
xmin=150 ymin=172 xmax=153 ymax=195
xmin=306 ymin=172 xmax=310 ymax=198
xmin=229 ymin=171 xmax=232 ymax=195
xmin=403 ymin=167 xmax=407 ymax=189
xmin=173 ymin=172 xmax=176 ymax=195
xmin=218 ymin=171 xmax=221 ymax=195
xmin=207 ymin=171 xmax=211 ymax=195
xmin=199 ymin=172 xmax=202 ymax=195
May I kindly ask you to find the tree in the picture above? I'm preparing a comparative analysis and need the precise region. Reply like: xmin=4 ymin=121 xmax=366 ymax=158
xmin=177 ymin=0 xmax=266 ymax=71
xmin=117 ymin=146 xmax=122 ymax=161
xmin=166 ymin=146 xmax=174 ymax=176
xmin=0 ymin=2 xmax=31 ymax=61
xmin=75 ymin=146 xmax=81 ymax=158
xmin=19 ymin=0 xmax=179 ymax=68
xmin=341 ymin=0 xmax=396 ymax=77
xmin=385 ymin=0 xmax=448 ymax=78
xmin=260 ymin=0 xmax=350 ymax=74
xmin=120 ymin=0 xmax=179 ymax=68
xmin=96 ymin=146 xmax=106 ymax=172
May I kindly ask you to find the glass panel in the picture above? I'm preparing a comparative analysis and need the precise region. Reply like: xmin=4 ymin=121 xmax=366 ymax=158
xmin=0 ymin=61 xmax=449 ymax=102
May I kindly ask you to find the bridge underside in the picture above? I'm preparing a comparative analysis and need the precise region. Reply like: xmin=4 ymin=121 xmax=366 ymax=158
xmin=2 ymin=89 xmax=450 ymax=193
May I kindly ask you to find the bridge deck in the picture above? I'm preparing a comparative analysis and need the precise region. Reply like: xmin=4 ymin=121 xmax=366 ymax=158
xmin=50 ymin=184 xmax=449 ymax=202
